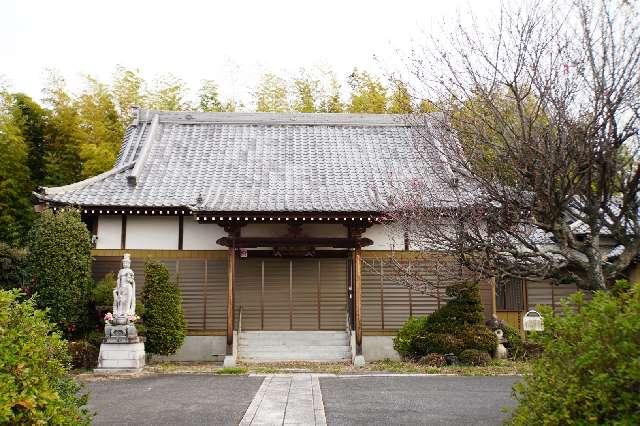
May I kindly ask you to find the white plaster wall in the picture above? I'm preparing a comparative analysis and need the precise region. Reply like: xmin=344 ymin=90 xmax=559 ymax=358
xmin=183 ymin=217 xmax=227 ymax=250
xmin=125 ymin=216 xmax=179 ymax=250
xmin=363 ymin=224 xmax=405 ymax=250
xmin=96 ymin=215 xmax=122 ymax=249
xmin=362 ymin=335 xmax=401 ymax=361
xmin=152 ymin=336 xmax=226 ymax=362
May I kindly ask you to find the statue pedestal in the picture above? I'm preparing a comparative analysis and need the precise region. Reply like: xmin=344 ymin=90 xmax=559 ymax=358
xmin=94 ymin=323 xmax=146 ymax=374
xmin=94 ymin=342 xmax=145 ymax=374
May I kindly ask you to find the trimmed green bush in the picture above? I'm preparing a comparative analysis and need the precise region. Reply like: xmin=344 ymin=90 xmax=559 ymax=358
xmin=509 ymin=282 xmax=640 ymax=425
xmin=394 ymin=282 xmax=496 ymax=358
xmin=423 ymin=282 xmax=485 ymax=333
xmin=142 ymin=260 xmax=186 ymax=356
xmin=458 ymin=325 xmax=498 ymax=354
xmin=0 ymin=289 xmax=92 ymax=424
xmin=459 ymin=349 xmax=491 ymax=366
xmin=393 ymin=315 xmax=428 ymax=358
xmin=415 ymin=332 xmax=465 ymax=355
xmin=27 ymin=209 xmax=93 ymax=338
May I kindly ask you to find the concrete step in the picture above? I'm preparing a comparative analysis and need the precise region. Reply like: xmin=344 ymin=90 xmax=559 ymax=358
xmin=238 ymin=331 xmax=352 ymax=362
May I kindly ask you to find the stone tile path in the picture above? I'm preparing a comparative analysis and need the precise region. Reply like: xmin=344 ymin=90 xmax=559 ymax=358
xmin=240 ymin=374 xmax=326 ymax=425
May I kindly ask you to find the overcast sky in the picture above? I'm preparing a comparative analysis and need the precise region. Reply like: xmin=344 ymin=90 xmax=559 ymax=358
xmin=1 ymin=0 xmax=498 ymax=106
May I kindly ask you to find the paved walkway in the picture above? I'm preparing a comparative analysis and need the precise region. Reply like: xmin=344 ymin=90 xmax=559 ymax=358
xmin=240 ymin=374 xmax=326 ymax=425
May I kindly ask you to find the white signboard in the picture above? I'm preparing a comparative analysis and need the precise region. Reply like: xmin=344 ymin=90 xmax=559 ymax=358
xmin=523 ymin=309 xmax=544 ymax=331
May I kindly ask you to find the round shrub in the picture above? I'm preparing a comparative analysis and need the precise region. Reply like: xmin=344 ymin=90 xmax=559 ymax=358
xmin=27 ymin=209 xmax=93 ymax=338
xmin=415 ymin=332 xmax=465 ymax=355
xmin=395 ymin=282 xmax=489 ymax=358
xmin=459 ymin=349 xmax=491 ymax=366
xmin=0 ymin=289 xmax=92 ymax=424
xmin=68 ymin=340 xmax=99 ymax=370
xmin=393 ymin=315 xmax=428 ymax=359
xmin=458 ymin=325 xmax=498 ymax=354
xmin=142 ymin=260 xmax=186 ymax=356
xmin=418 ymin=353 xmax=447 ymax=367
xmin=510 ymin=283 xmax=640 ymax=425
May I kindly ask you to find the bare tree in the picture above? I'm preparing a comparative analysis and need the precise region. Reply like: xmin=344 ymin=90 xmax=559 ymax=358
xmin=389 ymin=0 xmax=640 ymax=291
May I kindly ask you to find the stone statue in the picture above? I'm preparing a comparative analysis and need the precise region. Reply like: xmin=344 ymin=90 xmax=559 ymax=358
xmin=494 ymin=329 xmax=508 ymax=359
xmin=96 ymin=253 xmax=145 ymax=373
xmin=114 ymin=254 xmax=136 ymax=318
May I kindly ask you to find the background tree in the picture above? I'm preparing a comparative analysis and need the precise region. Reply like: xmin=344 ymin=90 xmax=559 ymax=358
xmin=318 ymin=70 xmax=344 ymax=113
xmin=387 ymin=80 xmax=414 ymax=113
xmin=292 ymin=70 xmax=320 ymax=113
xmin=254 ymin=72 xmax=290 ymax=112
xmin=111 ymin=66 xmax=145 ymax=127
xmin=0 ymin=92 xmax=34 ymax=245
xmin=198 ymin=79 xmax=236 ymax=112
xmin=146 ymin=73 xmax=190 ymax=111
xmin=390 ymin=0 xmax=640 ymax=291
xmin=42 ymin=72 xmax=83 ymax=186
xmin=347 ymin=69 xmax=387 ymax=113
xmin=27 ymin=209 xmax=93 ymax=338
xmin=75 ymin=76 xmax=123 ymax=177
xmin=10 ymin=93 xmax=48 ymax=186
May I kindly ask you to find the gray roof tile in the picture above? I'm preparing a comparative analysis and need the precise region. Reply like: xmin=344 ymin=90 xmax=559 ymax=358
xmin=40 ymin=111 xmax=459 ymax=213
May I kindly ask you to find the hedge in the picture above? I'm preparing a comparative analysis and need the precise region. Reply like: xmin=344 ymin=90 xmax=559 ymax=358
xmin=142 ymin=260 xmax=186 ymax=356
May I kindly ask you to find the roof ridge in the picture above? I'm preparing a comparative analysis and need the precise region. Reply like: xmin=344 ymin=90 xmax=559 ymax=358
xmin=133 ymin=110 xmax=442 ymax=127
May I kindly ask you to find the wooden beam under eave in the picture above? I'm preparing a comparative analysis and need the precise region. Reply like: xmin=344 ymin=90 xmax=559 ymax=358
xmin=226 ymin=246 xmax=235 ymax=354
xmin=353 ymin=247 xmax=363 ymax=355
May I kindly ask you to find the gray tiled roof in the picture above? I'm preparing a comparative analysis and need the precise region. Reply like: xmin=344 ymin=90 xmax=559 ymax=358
xmin=40 ymin=111 xmax=460 ymax=213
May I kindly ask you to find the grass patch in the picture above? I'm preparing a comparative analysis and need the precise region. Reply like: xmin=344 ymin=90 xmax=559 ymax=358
xmin=215 ymin=367 xmax=248 ymax=375
xmin=368 ymin=359 xmax=529 ymax=376
xmin=84 ymin=359 xmax=528 ymax=377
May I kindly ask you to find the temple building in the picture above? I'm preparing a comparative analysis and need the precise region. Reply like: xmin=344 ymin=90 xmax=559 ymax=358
xmin=36 ymin=110 xmax=586 ymax=364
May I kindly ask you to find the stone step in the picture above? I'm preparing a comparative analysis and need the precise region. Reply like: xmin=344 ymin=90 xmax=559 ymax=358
xmin=242 ymin=351 xmax=352 ymax=362
xmin=238 ymin=331 xmax=352 ymax=362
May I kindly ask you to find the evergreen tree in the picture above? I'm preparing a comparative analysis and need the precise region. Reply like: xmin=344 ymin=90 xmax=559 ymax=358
xmin=347 ymin=69 xmax=387 ymax=113
xmin=255 ymin=73 xmax=289 ymax=112
xmin=27 ymin=209 xmax=93 ymax=338
xmin=142 ymin=260 xmax=186 ymax=356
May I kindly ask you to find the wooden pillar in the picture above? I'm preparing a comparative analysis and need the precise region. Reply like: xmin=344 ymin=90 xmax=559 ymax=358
xmin=226 ymin=246 xmax=235 ymax=353
xmin=353 ymin=247 xmax=363 ymax=355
